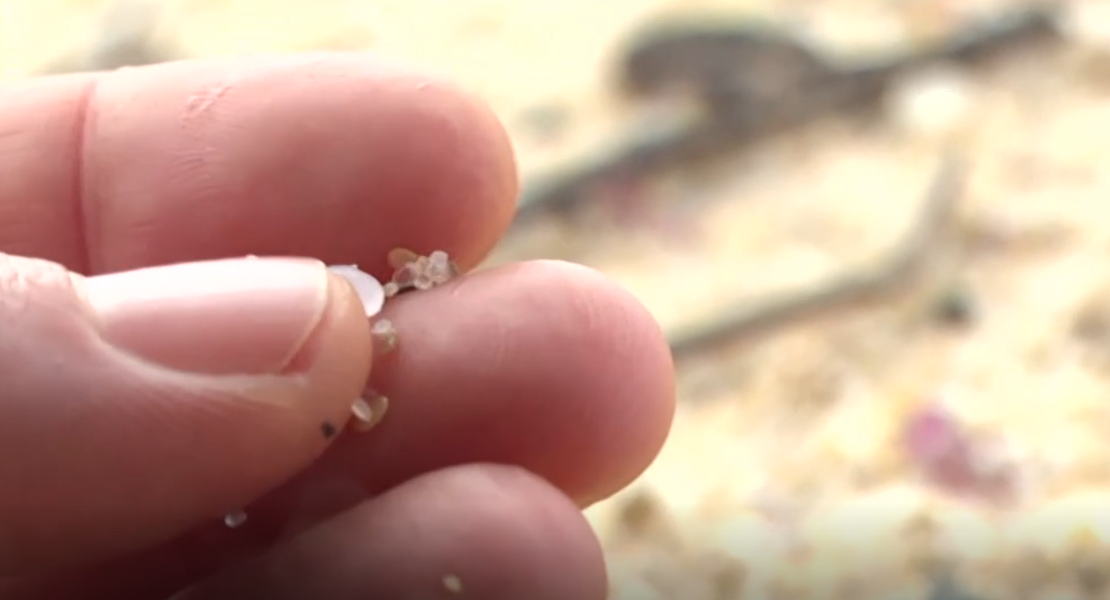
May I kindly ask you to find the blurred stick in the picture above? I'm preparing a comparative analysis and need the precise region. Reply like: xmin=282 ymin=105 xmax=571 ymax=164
xmin=513 ymin=4 xmax=1055 ymax=227
xmin=38 ymin=0 xmax=176 ymax=75
xmin=667 ymin=155 xmax=970 ymax=363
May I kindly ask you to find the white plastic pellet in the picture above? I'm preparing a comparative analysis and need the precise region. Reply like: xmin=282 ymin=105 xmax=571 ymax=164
xmin=443 ymin=574 xmax=463 ymax=594
xmin=351 ymin=394 xmax=389 ymax=432
xmin=224 ymin=509 xmax=248 ymax=528
xmin=371 ymin=318 xmax=398 ymax=354
xmin=328 ymin=264 xmax=385 ymax=317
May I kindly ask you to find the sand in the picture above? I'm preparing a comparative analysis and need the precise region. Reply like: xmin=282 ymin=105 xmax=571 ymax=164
xmin=6 ymin=0 xmax=1110 ymax=598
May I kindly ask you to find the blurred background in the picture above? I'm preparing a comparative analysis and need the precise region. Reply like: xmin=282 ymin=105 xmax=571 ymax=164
xmin=5 ymin=0 xmax=1110 ymax=598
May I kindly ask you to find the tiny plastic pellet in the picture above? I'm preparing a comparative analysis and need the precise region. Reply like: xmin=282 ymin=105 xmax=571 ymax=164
xmin=385 ymin=248 xmax=458 ymax=296
xmin=388 ymin=247 xmax=420 ymax=269
xmin=443 ymin=575 xmax=463 ymax=594
xmin=328 ymin=264 xmax=385 ymax=317
xmin=224 ymin=509 xmax=248 ymax=528
xmin=350 ymin=394 xmax=389 ymax=432
xmin=371 ymin=318 xmax=398 ymax=354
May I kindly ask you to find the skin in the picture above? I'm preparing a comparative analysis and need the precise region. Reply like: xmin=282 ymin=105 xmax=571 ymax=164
xmin=0 ymin=53 xmax=676 ymax=599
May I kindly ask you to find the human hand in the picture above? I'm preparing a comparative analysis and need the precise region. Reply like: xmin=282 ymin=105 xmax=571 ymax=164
xmin=0 ymin=54 xmax=675 ymax=599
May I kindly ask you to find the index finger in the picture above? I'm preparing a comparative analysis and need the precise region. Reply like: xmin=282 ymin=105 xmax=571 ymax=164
xmin=0 ymin=53 xmax=518 ymax=275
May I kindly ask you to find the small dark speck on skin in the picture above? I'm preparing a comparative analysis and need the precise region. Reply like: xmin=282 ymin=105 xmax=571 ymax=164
xmin=321 ymin=421 xmax=338 ymax=439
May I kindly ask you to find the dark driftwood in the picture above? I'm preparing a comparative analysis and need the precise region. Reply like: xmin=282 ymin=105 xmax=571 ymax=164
xmin=513 ymin=5 xmax=1058 ymax=227
xmin=666 ymin=156 xmax=970 ymax=363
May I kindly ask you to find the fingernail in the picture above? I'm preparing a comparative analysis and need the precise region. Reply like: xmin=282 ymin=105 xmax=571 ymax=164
xmin=83 ymin=257 xmax=331 ymax=375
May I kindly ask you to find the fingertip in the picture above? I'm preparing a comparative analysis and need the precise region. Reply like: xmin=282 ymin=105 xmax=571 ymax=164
xmin=175 ymin=464 xmax=608 ymax=600
xmin=340 ymin=259 xmax=676 ymax=507
xmin=265 ymin=264 xmax=377 ymax=444
xmin=523 ymin=260 xmax=676 ymax=505
xmin=0 ymin=255 xmax=376 ymax=574
xmin=285 ymin=268 xmax=374 ymax=389
xmin=404 ymin=73 xmax=520 ymax=268
xmin=370 ymin=463 xmax=609 ymax=600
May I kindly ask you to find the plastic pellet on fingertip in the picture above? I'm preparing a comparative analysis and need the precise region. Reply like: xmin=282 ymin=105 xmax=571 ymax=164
xmin=387 ymin=247 xmax=420 ymax=269
xmin=224 ymin=509 xmax=248 ymax=529
xmin=384 ymin=248 xmax=459 ymax=296
xmin=428 ymin=250 xmax=457 ymax=281
xmin=443 ymin=575 xmax=463 ymax=594
xmin=371 ymin=318 xmax=398 ymax=354
xmin=350 ymin=393 xmax=389 ymax=432
xmin=327 ymin=264 xmax=385 ymax=317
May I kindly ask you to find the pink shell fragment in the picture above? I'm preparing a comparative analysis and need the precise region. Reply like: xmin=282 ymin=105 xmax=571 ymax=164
xmin=901 ymin=400 xmax=1023 ymax=505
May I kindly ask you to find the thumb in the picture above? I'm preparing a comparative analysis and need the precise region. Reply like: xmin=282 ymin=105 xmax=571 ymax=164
xmin=0 ymin=254 xmax=374 ymax=575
